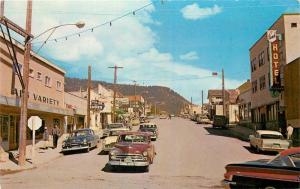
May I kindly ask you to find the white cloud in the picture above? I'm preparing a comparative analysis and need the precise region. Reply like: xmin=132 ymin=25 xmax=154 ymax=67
xmin=181 ymin=3 xmax=222 ymax=20
xmin=179 ymin=51 xmax=199 ymax=61
xmin=4 ymin=0 xmax=241 ymax=103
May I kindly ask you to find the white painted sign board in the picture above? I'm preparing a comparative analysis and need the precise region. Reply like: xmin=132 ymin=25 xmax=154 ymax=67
xmin=27 ymin=116 xmax=42 ymax=164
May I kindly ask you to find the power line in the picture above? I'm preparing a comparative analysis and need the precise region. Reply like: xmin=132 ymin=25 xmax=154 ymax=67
xmin=31 ymin=1 xmax=162 ymax=45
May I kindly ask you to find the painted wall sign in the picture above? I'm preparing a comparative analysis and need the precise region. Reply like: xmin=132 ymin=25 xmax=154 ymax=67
xmin=14 ymin=88 xmax=60 ymax=106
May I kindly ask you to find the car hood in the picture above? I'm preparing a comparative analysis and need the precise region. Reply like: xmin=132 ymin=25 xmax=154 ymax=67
xmin=103 ymin=136 xmax=118 ymax=144
xmin=227 ymin=159 xmax=270 ymax=168
xmin=114 ymin=142 xmax=149 ymax=154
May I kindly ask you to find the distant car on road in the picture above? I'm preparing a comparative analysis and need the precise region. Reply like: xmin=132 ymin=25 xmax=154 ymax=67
xmin=102 ymin=123 xmax=127 ymax=138
xmin=196 ymin=115 xmax=211 ymax=124
xmin=108 ymin=131 xmax=156 ymax=172
xmin=249 ymin=130 xmax=290 ymax=153
xmin=139 ymin=123 xmax=158 ymax=141
xmin=159 ymin=114 xmax=168 ymax=119
xmin=62 ymin=128 xmax=99 ymax=154
xmin=102 ymin=127 xmax=130 ymax=153
xmin=212 ymin=115 xmax=228 ymax=128
xmin=224 ymin=147 xmax=300 ymax=189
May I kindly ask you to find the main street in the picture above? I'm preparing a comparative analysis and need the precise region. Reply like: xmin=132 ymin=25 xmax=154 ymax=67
xmin=1 ymin=118 xmax=271 ymax=189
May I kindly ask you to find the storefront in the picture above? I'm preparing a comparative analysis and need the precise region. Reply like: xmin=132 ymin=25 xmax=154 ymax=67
xmin=0 ymin=34 xmax=72 ymax=151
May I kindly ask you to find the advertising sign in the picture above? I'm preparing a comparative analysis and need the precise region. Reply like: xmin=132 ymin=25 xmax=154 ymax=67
xmin=267 ymin=30 xmax=277 ymax=43
xmin=270 ymin=39 xmax=281 ymax=90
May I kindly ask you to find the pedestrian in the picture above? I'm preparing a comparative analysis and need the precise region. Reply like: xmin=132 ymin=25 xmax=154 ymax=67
xmin=52 ymin=125 xmax=61 ymax=149
xmin=43 ymin=127 xmax=49 ymax=149
xmin=286 ymin=124 xmax=294 ymax=140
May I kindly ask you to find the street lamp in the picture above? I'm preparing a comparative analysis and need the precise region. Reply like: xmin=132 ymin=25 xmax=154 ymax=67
xmin=18 ymin=20 xmax=85 ymax=166
xmin=31 ymin=21 xmax=85 ymax=53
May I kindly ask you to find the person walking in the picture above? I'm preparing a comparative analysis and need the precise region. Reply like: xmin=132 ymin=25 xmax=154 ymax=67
xmin=43 ymin=127 xmax=49 ymax=149
xmin=286 ymin=124 xmax=294 ymax=140
xmin=52 ymin=125 xmax=61 ymax=149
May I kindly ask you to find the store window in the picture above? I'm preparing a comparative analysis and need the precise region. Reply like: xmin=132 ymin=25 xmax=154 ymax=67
xmin=252 ymin=80 xmax=257 ymax=93
xmin=56 ymin=81 xmax=62 ymax=91
xmin=0 ymin=115 xmax=9 ymax=141
xmin=29 ymin=69 xmax=34 ymax=78
xmin=259 ymin=75 xmax=266 ymax=90
xmin=13 ymin=63 xmax=23 ymax=76
xmin=37 ymin=72 xmax=42 ymax=81
xmin=45 ymin=76 xmax=51 ymax=87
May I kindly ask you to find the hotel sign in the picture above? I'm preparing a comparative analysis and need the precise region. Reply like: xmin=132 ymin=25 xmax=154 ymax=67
xmin=268 ymin=30 xmax=282 ymax=92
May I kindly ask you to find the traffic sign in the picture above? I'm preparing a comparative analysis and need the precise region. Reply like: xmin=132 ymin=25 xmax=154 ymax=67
xmin=28 ymin=116 xmax=42 ymax=131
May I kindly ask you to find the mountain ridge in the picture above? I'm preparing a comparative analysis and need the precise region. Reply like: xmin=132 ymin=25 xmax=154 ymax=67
xmin=65 ymin=77 xmax=189 ymax=114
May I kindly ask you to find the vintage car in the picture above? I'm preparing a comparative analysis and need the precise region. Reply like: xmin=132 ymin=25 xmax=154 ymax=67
xmin=159 ymin=114 xmax=168 ymax=119
xmin=249 ymin=130 xmax=290 ymax=153
xmin=101 ymin=127 xmax=130 ymax=152
xmin=196 ymin=115 xmax=211 ymax=124
xmin=102 ymin=123 xmax=126 ymax=138
xmin=224 ymin=147 xmax=300 ymax=189
xmin=62 ymin=128 xmax=99 ymax=153
xmin=138 ymin=123 xmax=158 ymax=141
xmin=108 ymin=131 xmax=156 ymax=172
xmin=212 ymin=115 xmax=228 ymax=128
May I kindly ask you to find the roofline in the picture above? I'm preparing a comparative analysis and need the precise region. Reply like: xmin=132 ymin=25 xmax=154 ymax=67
xmin=0 ymin=34 xmax=66 ymax=74
xmin=249 ymin=13 xmax=300 ymax=51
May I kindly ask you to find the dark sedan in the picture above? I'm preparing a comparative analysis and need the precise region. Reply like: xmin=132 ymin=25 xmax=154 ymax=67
xmin=224 ymin=147 xmax=300 ymax=189
xmin=138 ymin=123 xmax=158 ymax=141
xmin=62 ymin=128 xmax=99 ymax=154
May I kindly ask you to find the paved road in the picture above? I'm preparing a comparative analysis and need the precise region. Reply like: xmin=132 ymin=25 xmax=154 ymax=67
xmin=1 ymin=118 xmax=272 ymax=189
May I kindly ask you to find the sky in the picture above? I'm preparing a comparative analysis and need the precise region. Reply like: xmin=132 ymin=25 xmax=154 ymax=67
xmin=2 ymin=0 xmax=300 ymax=104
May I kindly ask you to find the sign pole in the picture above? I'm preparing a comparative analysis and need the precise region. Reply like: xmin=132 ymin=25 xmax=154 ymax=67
xmin=32 ymin=118 xmax=35 ymax=164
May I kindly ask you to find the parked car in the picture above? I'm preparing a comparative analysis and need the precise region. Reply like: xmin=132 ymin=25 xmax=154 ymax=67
xmin=102 ymin=127 xmax=130 ymax=153
xmin=108 ymin=131 xmax=156 ymax=172
xmin=159 ymin=114 xmax=168 ymax=119
xmin=212 ymin=115 xmax=228 ymax=128
xmin=224 ymin=147 xmax=300 ymax=189
xmin=62 ymin=128 xmax=99 ymax=153
xmin=249 ymin=130 xmax=290 ymax=153
xmin=138 ymin=123 xmax=158 ymax=141
xmin=102 ymin=123 xmax=126 ymax=138
xmin=196 ymin=115 xmax=211 ymax=124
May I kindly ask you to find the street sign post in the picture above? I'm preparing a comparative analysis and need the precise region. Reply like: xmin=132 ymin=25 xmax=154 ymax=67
xmin=27 ymin=116 xmax=42 ymax=164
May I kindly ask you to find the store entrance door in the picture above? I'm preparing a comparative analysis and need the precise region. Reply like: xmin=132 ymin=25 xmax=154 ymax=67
xmin=0 ymin=115 xmax=9 ymax=151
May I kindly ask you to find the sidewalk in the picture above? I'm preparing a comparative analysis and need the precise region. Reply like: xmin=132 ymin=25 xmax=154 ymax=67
xmin=0 ymin=136 xmax=66 ymax=175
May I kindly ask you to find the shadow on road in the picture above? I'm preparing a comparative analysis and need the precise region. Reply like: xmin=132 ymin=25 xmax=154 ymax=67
xmin=98 ymin=150 xmax=108 ymax=155
xmin=102 ymin=164 xmax=148 ymax=173
xmin=204 ymin=127 xmax=235 ymax=139
xmin=243 ymin=146 xmax=278 ymax=156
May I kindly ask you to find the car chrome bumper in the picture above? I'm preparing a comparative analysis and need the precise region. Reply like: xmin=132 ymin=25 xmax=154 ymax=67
xmin=108 ymin=160 xmax=149 ymax=167
xmin=61 ymin=145 xmax=88 ymax=152
xmin=102 ymin=146 xmax=113 ymax=152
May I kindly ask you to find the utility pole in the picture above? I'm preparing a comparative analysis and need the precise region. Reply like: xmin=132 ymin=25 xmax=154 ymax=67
xmin=201 ymin=90 xmax=204 ymax=115
xmin=190 ymin=96 xmax=193 ymax=114
xmin=133 ymin=80 xmax=137 ymax=116
xmin=19 ymin=0 xmax=32 ymax=166
xmin=222 ymin=68 xmax=225 ymax=116
xmin=86 ymin=65 xmax=91 ymax=128
xmin=0 ymin=0 xmax=4 ymax=17
xmin=108 ymin=65 xmax=123 ymax=123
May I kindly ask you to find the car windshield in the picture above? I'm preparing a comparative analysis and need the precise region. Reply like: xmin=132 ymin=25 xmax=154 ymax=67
xmin=71 ymin=130 xmax=89 ymax=137
xmin=109 ymin=131 xmax=121 ymax=136
xmin=108 ymin=124 xmax=123 ymax=129
xmin=261 ymin=134 xmax=282 ymax=139
xmin=119 ymin=134 xmax=148 ymax=143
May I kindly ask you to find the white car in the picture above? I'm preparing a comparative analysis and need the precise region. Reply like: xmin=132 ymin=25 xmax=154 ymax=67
xmin=249 ymin=130 xmax=290 ymax=153
xmin=102 ymin=127 xmax=130 ymax=152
